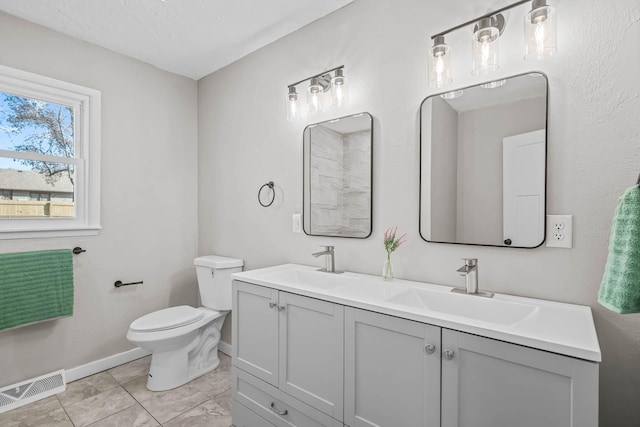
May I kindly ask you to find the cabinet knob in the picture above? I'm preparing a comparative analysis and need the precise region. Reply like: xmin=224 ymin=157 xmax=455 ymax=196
xmin=270 ymin=402 xmax=288 ymax=416
xmin=269 ymin=302 xmax=277 ymax=309
xmin=278 ymin=305 xmax=286 ymax=311
xmin=443 ymin=349 xmax=455 ymax=360
xmin=424 ymin=344 xmax=436 ymax=355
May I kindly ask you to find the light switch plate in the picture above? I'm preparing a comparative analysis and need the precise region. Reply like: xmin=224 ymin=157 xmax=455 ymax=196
xmin=546 ymin=215 xmax=573 ymax=248
xmin=292 ymin=213 xmax=302 ymax=233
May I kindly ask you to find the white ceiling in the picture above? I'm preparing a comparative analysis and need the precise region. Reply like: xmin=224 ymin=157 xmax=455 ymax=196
xmin=0 ymin=0 xmax=354 ymax=80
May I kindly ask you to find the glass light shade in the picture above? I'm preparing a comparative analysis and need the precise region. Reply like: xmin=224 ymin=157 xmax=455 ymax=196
xmin=285 ymin=88 xmax=298 ymax=122
xmin=524 ymin=2 xmax=557 ymax=60
xmin=472 ymin=20 xmax=500 ymax=75
xmin=307 ymin=78 xmax=324 ymax=116
xmin=428 ymin=36 xmax=452 ymax=89
xmin=331 ymin=70 xmax=349 ymax=108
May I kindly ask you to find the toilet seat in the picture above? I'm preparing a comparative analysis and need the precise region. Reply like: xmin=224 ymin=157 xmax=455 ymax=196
xmin=130 ymin=305 xmax=204 ymax=333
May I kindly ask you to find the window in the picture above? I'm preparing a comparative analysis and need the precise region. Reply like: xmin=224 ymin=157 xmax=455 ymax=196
xmin=0 ymin=65 xmax=100 ymax=239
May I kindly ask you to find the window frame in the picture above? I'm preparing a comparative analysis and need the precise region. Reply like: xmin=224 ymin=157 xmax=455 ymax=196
xmin=0 ymin=65 xmax=101 ymax=239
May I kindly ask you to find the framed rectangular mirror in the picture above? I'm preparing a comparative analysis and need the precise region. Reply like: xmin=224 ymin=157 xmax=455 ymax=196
xmin=303 ymin=112 xmax=372 ymax=238
xmin=420 ymin=72 xmax=548 ymax=248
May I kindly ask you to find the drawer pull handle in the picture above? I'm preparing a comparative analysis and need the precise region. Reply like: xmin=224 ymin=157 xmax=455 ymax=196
xmin=443 ymin=349 xmax=455 ymax=360
xmin=424 ymin=344 xmax=436 ymax=355
xmin=270 ymin=402 xmax=288 ymax=416
xmin=269 ymin=302 xmax=277 ymax=309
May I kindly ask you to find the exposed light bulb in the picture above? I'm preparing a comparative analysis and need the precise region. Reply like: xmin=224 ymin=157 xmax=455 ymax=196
xmin=481 ymin=39 xmax=491 ymax=69
xmin=534 ymin=21 xmax=546 ymax=57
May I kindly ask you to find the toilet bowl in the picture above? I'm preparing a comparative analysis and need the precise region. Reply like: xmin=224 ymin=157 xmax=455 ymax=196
xmin=126 ymin=255 xmax=242 ymax=391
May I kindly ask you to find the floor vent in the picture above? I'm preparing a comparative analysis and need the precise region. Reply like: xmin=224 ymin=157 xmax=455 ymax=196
xmin=0 ymin=370 xmax=66 ymax=415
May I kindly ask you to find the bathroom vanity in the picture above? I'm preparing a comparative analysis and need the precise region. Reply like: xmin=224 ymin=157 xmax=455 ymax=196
xmin=230 ymin=264 xmax=600 ymax=427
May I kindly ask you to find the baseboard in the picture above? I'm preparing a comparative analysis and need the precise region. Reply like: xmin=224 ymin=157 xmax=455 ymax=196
xmin=218 ymin=340 xmax=231 ymax=356
xmin=66 ymin=342 xmax=230 ymax=383
xmin=65 ymin=347 xmax=151 ymax=383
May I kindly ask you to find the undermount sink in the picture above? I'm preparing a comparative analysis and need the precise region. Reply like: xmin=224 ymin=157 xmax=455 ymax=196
xmin=386 ymin=287 xmax=539 ymax=326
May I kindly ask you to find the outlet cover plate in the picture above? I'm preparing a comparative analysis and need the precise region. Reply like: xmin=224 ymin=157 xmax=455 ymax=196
xmin=546 ymin=215 xmax=573 ymax=248
xmin=292 ymin=213 xmax=302 ymax=233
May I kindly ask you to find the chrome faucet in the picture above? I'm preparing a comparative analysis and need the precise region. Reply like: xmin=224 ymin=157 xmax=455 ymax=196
xmin=452 ymin=258 xmax=493 ymax=298
xmin=312 ymin=245 xmax=335 ymax=273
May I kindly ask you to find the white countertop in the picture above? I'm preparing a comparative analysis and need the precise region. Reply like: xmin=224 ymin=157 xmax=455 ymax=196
xmin=232 ymin=264 xmax=601 ymax=362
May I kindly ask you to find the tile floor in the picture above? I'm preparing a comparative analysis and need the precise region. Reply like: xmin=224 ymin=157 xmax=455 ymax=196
xmin=0 ymin=352 xmax=233 ymax=427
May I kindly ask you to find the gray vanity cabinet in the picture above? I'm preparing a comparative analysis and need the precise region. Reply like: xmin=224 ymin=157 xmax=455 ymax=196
xmin=232 ymin=280 xmax=345 ymax=424
xmin=344 ymin=308 xmax=441 ymax=427
xmin=440 ymin=329 xmax=598 ymax=427
xmin=233 ymin=280 xmax=598 ymax=427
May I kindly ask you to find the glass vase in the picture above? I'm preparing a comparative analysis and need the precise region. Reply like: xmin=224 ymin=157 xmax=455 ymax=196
xmin=383 ymin=253 xmax=394 ymax=280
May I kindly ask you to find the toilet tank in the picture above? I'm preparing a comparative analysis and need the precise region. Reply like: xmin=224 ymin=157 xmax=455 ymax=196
xmin=194 ymin=255 xmax=243 ymax=310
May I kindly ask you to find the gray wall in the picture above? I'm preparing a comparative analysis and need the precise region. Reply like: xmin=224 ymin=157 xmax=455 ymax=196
xmin=0 ymin=12 xmax=199 ymax=384
xmin=197 ymin=0 xmax=640 ymax=425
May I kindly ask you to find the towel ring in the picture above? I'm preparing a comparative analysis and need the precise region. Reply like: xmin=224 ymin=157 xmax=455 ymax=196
xmin=258 ymin=181 xmax=275 ymax=207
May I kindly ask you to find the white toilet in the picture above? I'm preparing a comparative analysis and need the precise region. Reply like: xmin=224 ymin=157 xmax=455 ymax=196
xmin=126 ymin=255 xmax=243 ymax=391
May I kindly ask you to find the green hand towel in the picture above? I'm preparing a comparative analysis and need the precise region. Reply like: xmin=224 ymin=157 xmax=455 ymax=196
xmin=598 ymin=185 xmax=640 ymax=314
xmin=0 ymin=249 xmax=74 ymax=330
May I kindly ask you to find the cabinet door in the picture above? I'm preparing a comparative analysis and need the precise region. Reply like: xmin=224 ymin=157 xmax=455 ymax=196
xmin=278 ymin=292 xmax=344 ymax=422
xmin=344 ymin=308 xmax=441 ymax=427
xmin=232 ymin=280 xmax=279 ymax=386
xmin=441 ymin=329 xmax=599 ymax=427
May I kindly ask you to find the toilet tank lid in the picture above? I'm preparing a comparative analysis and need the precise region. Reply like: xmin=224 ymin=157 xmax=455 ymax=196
xmin=194 ymin=255 xmax=244 ymax=269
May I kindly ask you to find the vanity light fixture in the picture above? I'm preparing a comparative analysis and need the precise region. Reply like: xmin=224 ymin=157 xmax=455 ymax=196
xmin=428 ymin=35 xmax=453 ymax=88
xmin=285 ymin=86 xmax=299 ymax=122
xmin=285 ymin=65 xmax=347 ymax=122
xmin=331 ymin=69 xmax=349 ymax=108
xmin=428 ymin=0 xmax=557 ymax=85
xmin=307 ymin=77 xmax=324 ymax=117
xmin=472 ymin=16 xmax=503 ymax=75
xmin=524 ymin=0 xmax=557 ymax=60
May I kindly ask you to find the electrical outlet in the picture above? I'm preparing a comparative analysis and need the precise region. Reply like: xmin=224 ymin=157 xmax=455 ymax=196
xmin=546 ymin=215 xmax=573 ymax=248
xmin=292 ymin=213 xmax=302 ymax=233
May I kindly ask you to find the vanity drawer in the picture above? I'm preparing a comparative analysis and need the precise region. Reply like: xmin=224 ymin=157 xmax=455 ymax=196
xmin=232 ymin=399 xmax=276 ymax=427
xmin=233 ymin=368 xmax=342 ymax=427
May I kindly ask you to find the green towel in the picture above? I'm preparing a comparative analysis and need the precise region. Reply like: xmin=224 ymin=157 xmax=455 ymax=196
xmin=0 ymin=249 xmax=74 ymax=330
xmin=598 ymin=185 xmax=640 ymax=314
